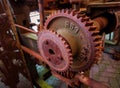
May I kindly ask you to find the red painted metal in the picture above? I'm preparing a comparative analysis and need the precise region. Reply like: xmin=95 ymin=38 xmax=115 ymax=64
xmin=21 ymin=45 xmax=45 ymax=62
xmin=38 ymin=0 xmax=44 ymax=31
xmin=15 ymin=24 xmax=38 ymax=34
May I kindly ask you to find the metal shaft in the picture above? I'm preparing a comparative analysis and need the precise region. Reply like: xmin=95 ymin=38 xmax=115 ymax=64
xmin=93 ymin=17 xmax=108 ymax=32
xmin=38 ymin=0 xmax=44 ymax=31
xmin=75 ymin=74 xmax=109 ymax=88
xmin=15 ymin=24 xmax=38 ymax=34
xmin=21 ymin=45 xmax=45 ymax=62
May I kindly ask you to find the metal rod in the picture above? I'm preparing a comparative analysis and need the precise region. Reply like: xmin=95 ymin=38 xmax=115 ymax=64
xmin=2 ymin=0 xmax=21 ymax=49
xmin=2 ymin=0 xmax=34 ymax=85
xmin=75 ymin=74 xmax=109 ymax=88
xmin=15 ymin=24 xmax=38 ymax=34
xmin=38 ymin=0 xmax=44 ymax=31
xmin=21 ymin=45 xmax=45 ymax=63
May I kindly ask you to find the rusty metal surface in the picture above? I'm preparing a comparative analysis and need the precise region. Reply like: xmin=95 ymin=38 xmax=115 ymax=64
xmin=15 ymin=24 xmax=38 ymax=34
xmin=44 ymin=9 xmax=103 ymax=72
xmin=86 ymin=2 xmax=120 ymax=33
xmin=74 ymin=73 xmax=109 ymax=88
xmin=0 ymin=13 xmax=33 ymax=88
xmin=38 ymin=0 xmax=44 ymax=31
xmin=33 ymin=9 xmax=104 ymax=87
xmin=38 ymin=30 xmax=73 ymax=72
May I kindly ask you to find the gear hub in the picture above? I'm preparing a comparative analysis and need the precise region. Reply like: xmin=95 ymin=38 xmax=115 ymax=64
xmin=37 ymin=30 xmax=73 ymax=72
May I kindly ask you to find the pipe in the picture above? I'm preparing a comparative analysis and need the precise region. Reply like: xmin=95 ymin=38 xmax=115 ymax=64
xmin=38 ymin=0 xmax=44 ymax=31
xmin=21 ymin=45 xmax=45 ymax=62
xmin=93 ymin=17 xmax=108 ymax=32
xmin=15 ymin=24 xmax=38 ymax=34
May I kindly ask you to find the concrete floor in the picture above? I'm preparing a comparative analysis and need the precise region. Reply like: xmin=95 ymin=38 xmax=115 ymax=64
xmin=90 ymin=53 xmax=120 ymax=88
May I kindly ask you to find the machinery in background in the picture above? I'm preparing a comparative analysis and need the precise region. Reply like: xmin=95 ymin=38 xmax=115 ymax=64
xmin=0 ymin=0 xmax=120 ymax=88
xmin=37 ymin=2 xmax=120 ymax=87
xmin=0 ymin=13 xmax=33 ymax=88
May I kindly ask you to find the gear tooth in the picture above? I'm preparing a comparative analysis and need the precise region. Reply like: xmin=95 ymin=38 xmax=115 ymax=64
xmin=81 ymin=18 xmax=85 ymax=22
xmin=94 ymin=41 xmax=102 ymax=46
xmin=70 ymin=9 xmax=77 ymax=16
xmin=76 ymin=13 xmax=85 ymax=18
xmin=93 ymin=35 xmax=102 ymax=41
xmin=95 ymin=46 xmax=103 ymax=52
xmin=65 ymin=9 xmax=69 ymax=13
xmin=80 ymin=14 xmax=86 ymax=17
xmin=51 ymin=30 xmax=55 ymax=33
xmin=91 ymin=31 xmax=99 ymax=36
xmin=53 ymin=11 xmax=57 ymax=14
xmin=46 ymin=15 xmax=50 ymax=19
xmin=61 ymin=9 xmax=65 ymax=13
xmin=57 ymin=34 xmax=61 ymax=37
xmin=59 ymin=37 xmax=63 ymax=41
xmin=76 ymin=14 xmax=80 ymax=18
xmin=44 ymin=24 xmax=47 ymax=29
xmin=67 ymin=9 xmax=72 ymax=14
xmin=57 ymin=10 xmax=61 ymax=13
xmin=72 ymin=9 xmax=77 ymax=12
xmin=56 ymin=33 xmax=59 ymax=37
xmin=67 ymin=48 xmax=71 ymax=53
xmin=69 ymin=57 xmax=73 ymax=61
xmin=86 ymin=21 xmax=94 ymax=26
xmin=51 ymin=12 xmax=55 ymax=16
xmin=99 ymin=46 xmax=104 ymax=51
xmin=70 ymin=11 xmax=74 ymax=16
xmin=58 ymin=34 xmax=62 ymax=37
xmin=95 ymin=46 xmax=100 ymax=51
xmin=65 ymin=44 xmax=69 ymax=47
xmin=64 ymin=9 xmax=67 ymax=13
xmin=89 ymin=26 xmax=97 ymax=31
xmin=77 ymin=14 xmax=81 ymax=18
xmin=82 ymin=17 xmax=90 ymax=21
xmin=70 ymin=61 xmax=73 ymax=64
xmin=74 ymin=14 xmax=78 ymax=18
xmin=76 ymin=10 xmax=81 ymax=14
xmin=69 ymin=53 xmax=73 ymax=57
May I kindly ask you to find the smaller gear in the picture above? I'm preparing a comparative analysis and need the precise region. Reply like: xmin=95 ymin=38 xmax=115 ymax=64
xmin=37 ymin=30 xmax=73 ymax=72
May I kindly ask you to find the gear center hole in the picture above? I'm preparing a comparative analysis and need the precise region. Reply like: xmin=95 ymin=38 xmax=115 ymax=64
xmin=49 ymin=49 xmax=55 ymax=55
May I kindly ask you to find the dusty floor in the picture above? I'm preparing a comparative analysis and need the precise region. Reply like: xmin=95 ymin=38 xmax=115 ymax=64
xmin=90 ymin=52 xmax=120 ymax=88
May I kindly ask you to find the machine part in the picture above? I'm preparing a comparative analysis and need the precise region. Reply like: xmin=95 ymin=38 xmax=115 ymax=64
xmin=87 ymin=2 xmax=120 ymax=33
xmin=0 ymin=8 xmax=33 ymax=88
xmin=43 ymin=9 xmax=103 ymax=72
xmin=74 ymin=73 xmax=109 ymax=88
xmin=21 ymin=45 xmax=45 ymax=62
xmin=38 ymin=30 xmax=73 ymax=72
xmin=15 ymin=24 xmax=38 ymax=34
xmin=93 ymin=16 xmax=108 ymax=31
xmin=38 ymin=0 xmax=44 ymax=31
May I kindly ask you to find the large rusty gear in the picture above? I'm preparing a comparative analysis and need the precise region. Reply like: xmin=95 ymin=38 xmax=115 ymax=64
xmin=37 ymin=30 xmax=73 ymax=72
xmin=43 ymin=9 xmax=103 ymax=72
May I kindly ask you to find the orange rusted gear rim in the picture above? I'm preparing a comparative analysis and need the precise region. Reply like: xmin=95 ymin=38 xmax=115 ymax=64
xmin=37 ymin=30 xmax=73 ymax=72
xmin=44 ymin=9 xmax=103 ymax=72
